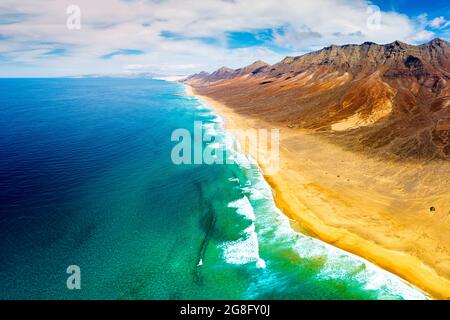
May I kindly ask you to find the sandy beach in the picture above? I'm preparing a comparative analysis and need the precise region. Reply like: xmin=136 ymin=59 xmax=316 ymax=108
xmin=186 ymin=85 xmax=450 ymax=299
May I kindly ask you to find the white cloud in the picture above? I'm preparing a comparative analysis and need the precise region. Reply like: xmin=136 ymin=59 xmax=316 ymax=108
xmin=408 ymin=30 xmax=436 ymax=42
xmin=430 ymin=16 xmax=446 ymax=28
xmin=0 ymin=0 xmax=441 ymax=77
xmin=429 ymin=16 xmax=450 ymax=29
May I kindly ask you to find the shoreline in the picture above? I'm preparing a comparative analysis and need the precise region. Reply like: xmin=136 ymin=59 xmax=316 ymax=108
xmin=184 ymin=84 xmax=450 ymax=299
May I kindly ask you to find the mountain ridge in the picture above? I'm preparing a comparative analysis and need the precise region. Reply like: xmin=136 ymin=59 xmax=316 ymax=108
xmin=183 ymin=38 xmax=450 ymax=159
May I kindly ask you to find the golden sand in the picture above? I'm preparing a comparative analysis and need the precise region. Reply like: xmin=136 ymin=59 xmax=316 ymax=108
xmin=185 ymin=85 xmax=450 ymax=300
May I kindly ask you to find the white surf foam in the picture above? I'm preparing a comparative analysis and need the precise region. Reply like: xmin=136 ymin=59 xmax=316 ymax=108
xmin=220 ymin=223 xmax=266 ymax=269
xmin=228 ymin=196 xmax=256 ymax=221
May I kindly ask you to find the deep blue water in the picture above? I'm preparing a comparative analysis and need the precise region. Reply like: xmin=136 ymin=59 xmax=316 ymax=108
xmin=0 ymin=78 xmax=426 ymax=299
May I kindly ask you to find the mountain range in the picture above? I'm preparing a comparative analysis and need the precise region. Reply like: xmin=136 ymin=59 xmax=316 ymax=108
xmin=183 ymin=38 xmax=450 ymax=160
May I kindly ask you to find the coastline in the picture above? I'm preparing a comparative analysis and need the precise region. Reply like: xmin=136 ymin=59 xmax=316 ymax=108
xmin=185 ymin=84 xmax=450 ymax=299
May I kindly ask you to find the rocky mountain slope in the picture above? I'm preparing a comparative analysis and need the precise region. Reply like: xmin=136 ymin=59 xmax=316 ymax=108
xmin=183 ymin=38 xmax=450 ymax=160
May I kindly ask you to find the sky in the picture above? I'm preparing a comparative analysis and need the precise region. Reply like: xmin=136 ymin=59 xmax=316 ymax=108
xmin=0 ymin=0 xmax=449 ymax=77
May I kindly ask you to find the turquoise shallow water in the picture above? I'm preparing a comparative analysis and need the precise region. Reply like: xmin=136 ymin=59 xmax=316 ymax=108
xmin=0 ymin=78 xmax=426 ymax=299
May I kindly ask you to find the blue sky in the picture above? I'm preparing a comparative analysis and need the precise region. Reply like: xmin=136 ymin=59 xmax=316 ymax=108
xmin=0 ymin=0 xmax=448 ymax=77
xmin=373 ymin=0 xmax=450 ymax=36
xmin=373 ymin=0 xmax=450 ymax=18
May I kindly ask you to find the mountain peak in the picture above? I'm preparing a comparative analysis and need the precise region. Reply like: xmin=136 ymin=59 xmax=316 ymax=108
xmin=427 ymin=37 xmax=449 ymax=46
xmin=237 ymin=60 xmax=270 ymax=76
xmin=384 ymin=40 xmax=410 ymax=50
xmin=250 ymin=60 xmax=268 ymax=66
xmin=215 ymin=66 xmax=234 ymax=73
xmin=281 ymin=56 xmax=295 ymax=64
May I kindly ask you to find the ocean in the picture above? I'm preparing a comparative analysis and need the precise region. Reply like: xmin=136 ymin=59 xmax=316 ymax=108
xmin=0 ymin=78 xmax=426 ymax=299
